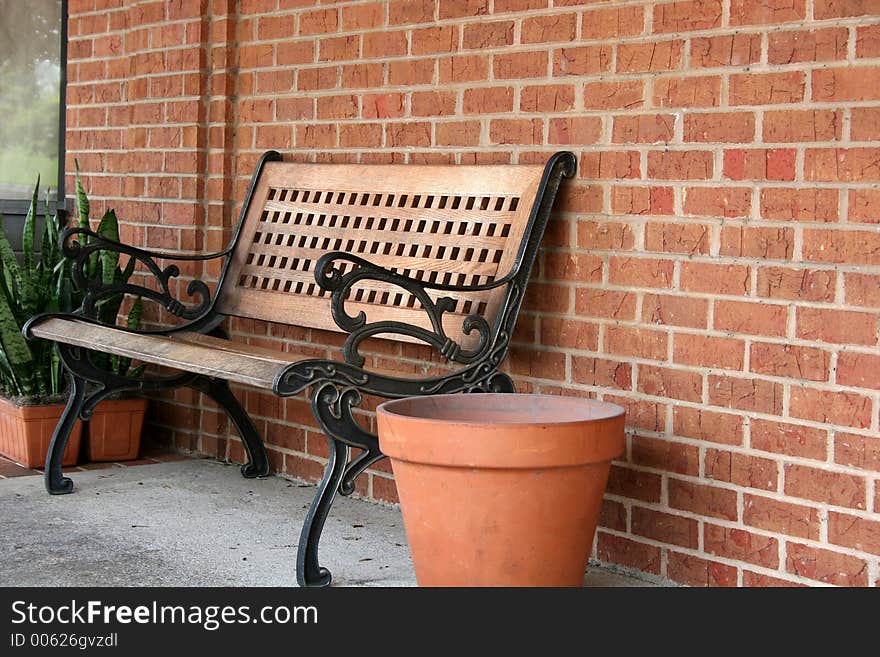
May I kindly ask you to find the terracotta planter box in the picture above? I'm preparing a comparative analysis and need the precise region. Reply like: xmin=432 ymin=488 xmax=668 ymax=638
xmin=377 ymin=393 xmax=626 ymax=587
xmin=0 ymin=396 xmax=83 ymax=469
xmin=87 ymin=397 xmax=148 ymax=462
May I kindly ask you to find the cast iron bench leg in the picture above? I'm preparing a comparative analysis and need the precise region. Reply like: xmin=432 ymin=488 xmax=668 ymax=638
xmin=190 ymin=377 xmax=269 ymax=479
xmin=45 ymin=372 xmax=86 ymax=495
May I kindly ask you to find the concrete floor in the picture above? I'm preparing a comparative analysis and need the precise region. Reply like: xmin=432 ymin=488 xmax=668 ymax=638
xmin=0 ymin=458 xmax=661 ymax=587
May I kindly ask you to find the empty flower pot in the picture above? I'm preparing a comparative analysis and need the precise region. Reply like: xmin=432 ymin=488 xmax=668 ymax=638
xmin=86 ymin=397 xmax=148 ymax=462
xmin=377 ymin=393 xmax=626 ymax=587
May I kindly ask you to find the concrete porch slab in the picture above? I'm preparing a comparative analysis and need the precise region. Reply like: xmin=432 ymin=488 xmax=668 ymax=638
xmin=0 ymin=458 xmax=663 ymax=587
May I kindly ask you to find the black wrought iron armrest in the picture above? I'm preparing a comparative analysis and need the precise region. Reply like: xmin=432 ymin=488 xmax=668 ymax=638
xmin=314 ymin=252 xmax=517 ymax=368
xmin=23 ymin=228 xmax=232 ymax=340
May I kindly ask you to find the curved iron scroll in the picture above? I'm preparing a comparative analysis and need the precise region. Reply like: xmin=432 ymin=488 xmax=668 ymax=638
xmin=60 ymin=227 xmax=223 ymax=322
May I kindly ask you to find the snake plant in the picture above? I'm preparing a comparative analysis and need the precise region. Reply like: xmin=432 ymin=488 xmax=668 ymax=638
xmin=0 ymin=169 xmax=142 ymax=401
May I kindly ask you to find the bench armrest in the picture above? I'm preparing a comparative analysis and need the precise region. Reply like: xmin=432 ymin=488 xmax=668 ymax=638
xmin=313 ymin=251 xmax=511 ymax=368
xmin=59 ymin=227 xmax=228 ymax=325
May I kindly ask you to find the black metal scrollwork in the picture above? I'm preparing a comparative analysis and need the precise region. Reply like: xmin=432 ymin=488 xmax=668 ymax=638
xmin=61 ymin=227 xmax=221 ymax=321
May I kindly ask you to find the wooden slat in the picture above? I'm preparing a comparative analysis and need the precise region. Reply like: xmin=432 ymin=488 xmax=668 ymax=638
xmin=217 ymin=160 xmax=545 ymax=343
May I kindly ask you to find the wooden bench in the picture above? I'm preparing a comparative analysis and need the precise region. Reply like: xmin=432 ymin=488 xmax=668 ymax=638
xmin=24 ymin=150 xmax=576 ymax=586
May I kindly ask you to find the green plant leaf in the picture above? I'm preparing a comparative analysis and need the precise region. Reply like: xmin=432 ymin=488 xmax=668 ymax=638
xmin=0 ymin=289 xmax=33 ymax=395
xmin=74 ymin=159 xmax=89 ymax=232
xmin=0 ymin=214 xmax=21 ymax=311
xmin=95 ymin=209 xmax=120 ymax=285
xmin=22 ymin=175 xmax=38 ymax=275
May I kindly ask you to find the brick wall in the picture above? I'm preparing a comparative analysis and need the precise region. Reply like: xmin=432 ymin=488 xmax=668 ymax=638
xmin=65 ymin=0 xmax=880 ymax=586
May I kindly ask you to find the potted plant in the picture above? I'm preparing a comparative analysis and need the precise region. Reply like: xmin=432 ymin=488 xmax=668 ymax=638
xmin=70 ymin=167 xmax=148 ymax=462
xmin=0 ymin=179 xmax=83 ymax=468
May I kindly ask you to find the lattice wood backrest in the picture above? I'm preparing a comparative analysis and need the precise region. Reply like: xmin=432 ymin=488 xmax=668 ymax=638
xmin=217 ymin=161 xmax=547 ymax=346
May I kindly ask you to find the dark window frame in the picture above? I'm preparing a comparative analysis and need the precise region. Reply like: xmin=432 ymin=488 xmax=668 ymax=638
xmin=0 ymin=0 xmax=68 ymax=220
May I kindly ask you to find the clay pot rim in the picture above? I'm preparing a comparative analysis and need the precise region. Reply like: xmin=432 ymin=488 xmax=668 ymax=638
xmin=377 ymin=393 xmax=625 ymax=428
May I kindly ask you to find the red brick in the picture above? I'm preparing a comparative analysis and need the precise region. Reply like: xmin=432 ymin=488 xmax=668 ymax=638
xmin=642 ymin=294 xmax=709 ymax=329
xmin=605 ymin=326 xmax=668 ymax=361
xmin=411 ymin=25 xmax=458 ymax=55
xmin=552 ymin=45 xmax=612 ymax=76
xmin=435 ymin=120 xmax=480 ymax=147
xmin=669 ymin=478 xmax=738 ymax=521
xmin=750 ymin=419 xmax=827 ymax=461
xmin=410 ymin=91 xmax=455 ymax=117
xmin=606 ymin=464 xmax=662 ymax=503
xmin=714 ymin=301 xmax=788 ymax=337
xmin=521 ymin=13 xmax=576 ymax=44
xmin=317 ymin=94 xmax=359 ymax=120
xmin=704 ymin=525 xmax=779 ymax=569
xmin=785 ymin=463 xmax=867 ymax=509
xmin=836 ymin=352 xmax=880 ymax=390
xmin=571 ymin=357 xmax=631 ymax=390
xmin=851 ymin=107 xmax=880 ymax=140
xmin=848 ymin=189 xmax=880 ymax=224
xmin=730 ymin=0 xmax=805 ymax=24
xmin=768 ymin=28 xmax=848 ymax=64
xmin=813 ymin=67 xmax=880 ymax=102
xmin=786 ymin=543 xmax=868 ymax=586
xmin=673 ymin=407 xmax=744 ymax=446
xmin=631 ymin=507 xmax=698 ymax=548
xmin=724 ymin=148 xmax=796 ymax=181
xmin=730 ymin=71 xmax=805 ymax=105
xmin=542 ymin=252 xmax=603 ymax=283
xmin=647 ymin=151 xmax=713 ymax=180
xmin=805 ymin=148 xmax=880 ymax=182
xmin=705 ymin=449 xmax=778 ymax=492
xmin=653 ymin=76 xmax=721 ymax=108
xmin=298 ymin=8 xmax=338 ymax=36
xmin=606 ymin=396 xmax=668 ymax=433
xmin=608 ymin=257 xmax=673 ymax=289
xmin=743 ymin=571 xmax=805 ymax=587
xmin=540 ymin=318 xmax=599 ymax=352
xmin=581 ymin=5 xmax=644 ymax=40
xmin=462 ymin=86 xmax=513 ymax=114
xmin=493 ymin=51 xmax=548 ymax=79
xmin=583 ymin=80 xmax=644 ymax=110
xmin=462 ymin=20 xmax=514 ymax=50
xmin=645 ymin=222 xmax=710 ymax=254
xmin=835 ymin=432 xmax=880 ymax=470
xmin=722 ymin=226 xmax=793 ymax=259
xmin=760 ymin=188 xmax=839 ymax=222
xmin=750 ymin=343 xmax=829 ymax=382
xmin=519 ymin=81 xmax=574 ymax=112
xmin=794 ymin=387 xmax=872 ymax=433
xmin=579 ymin=151 xmax=640 ymax=180
xmin=616 ymin=40 xmax=684 ymax=73
xmin=507 ymin=347 xmax=566 ymax=381
xmin=338 ymin=123 xmax=382 ymax=148
xmin=575 ymin=288 xmax=637 ymax=321
xmin=521 ymin=282 xmax=570 ymax=313
xmin=764 ymin=109 xmax=841 ymax=143
xmin=829 ymin=512 xmax=880 ymax=556
xmin=667 ymin=552 xmax=738 ymax=587
xmin=341 ymin=2 xmax=384 ymax=30
xmin=631 ymin=434 xmax=700 ymax=475
xmin=856 ymin=24 xmax=880 ymax=57
xmin=708 ymin=375 xmax=783 ymax=414
xmin=672 ymin=333 xmax=745 ymax=370
xmin=691 ymin=34 xmax=761 ymax=68
xmin=439 ymin=55 xmax=489 ymax=83
xmin=388 ymin=0 xmax=434 ymax=25
xmin=746 ymin=495 xmax=820 ymax=542
xmin=548 ymin=117 xmax=603 ymax=145
xmin=611 ymin=186 xmax=674 ymax=215
xmin=653 ymin=0 xmax=722 ymax=33
xmin=489 ymin=118 xmax=542 ymax=145
xmin=815 ymin=0 xmax=880 ymax=19
xmin=757 ymin=267 xmax=836 ymax=303
xmin=684 ymin=188 xmax=751 ymax=217
xmin=684 ymin=112 xmax=755 ymax=143
xmin=612 ymin=114 xmax=675 ymax=144
xmin=596 ymin=533 xmax=661 ymax=575
xmin=796 ymin=306 xmax=877 ymax=345
xmin=363 ymin=30 xmax=407 ymax=58
xmin=637 ymin=365 xmax=702 ymax=403
xmin=680 ymin=262 xmax=750 ymax=295
xmin=589 ymin=500 xmax=624 ymax=536
xmin=845 ymin=273 xmax=880 ymax=308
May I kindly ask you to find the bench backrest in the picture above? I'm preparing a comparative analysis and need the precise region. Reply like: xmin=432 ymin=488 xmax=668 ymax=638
xmin=216 ymin=157 xmax=551 ymax=347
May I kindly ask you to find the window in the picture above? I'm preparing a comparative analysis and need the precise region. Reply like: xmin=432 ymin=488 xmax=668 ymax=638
xmin=0 ymin=0 xmax=66 ymax=219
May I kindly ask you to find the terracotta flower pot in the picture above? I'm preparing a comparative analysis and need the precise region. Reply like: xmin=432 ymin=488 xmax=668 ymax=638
xmin=0 ymin=396 xmax=83 ymax=469
xmin=86 ymin=397 xmax=148 ymax=462
xmin=377 ymin=393 xmax=626 ymax=587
